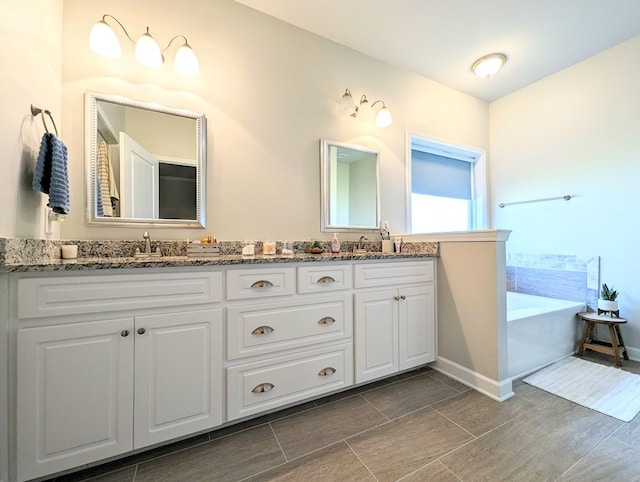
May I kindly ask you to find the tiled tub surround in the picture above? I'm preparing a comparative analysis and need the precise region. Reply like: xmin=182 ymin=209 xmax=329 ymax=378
xmin=506 ymin=253 xmax=599 ymax=311
xmin=0 ymin=237 xmax=438 ymax=272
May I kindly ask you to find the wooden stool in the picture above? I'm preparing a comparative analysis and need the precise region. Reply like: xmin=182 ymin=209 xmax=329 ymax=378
xmin=576 ymin=312 xmax=628 ymax=367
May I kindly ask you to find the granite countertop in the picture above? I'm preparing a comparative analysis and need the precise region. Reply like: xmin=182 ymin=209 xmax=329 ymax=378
xmin=1 ymin=251 xmax=438 ymax=273
xmin=0 ymin=238 xmax=439 ymax=273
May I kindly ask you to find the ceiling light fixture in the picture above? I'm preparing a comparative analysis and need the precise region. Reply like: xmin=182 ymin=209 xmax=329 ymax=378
xmin=340 ymin=88 xmax=392 ymax=128
xmin=471 ymin=53 xmax=507 ymax=79
xmin=89 ymin=14 xmax=200 ymax=76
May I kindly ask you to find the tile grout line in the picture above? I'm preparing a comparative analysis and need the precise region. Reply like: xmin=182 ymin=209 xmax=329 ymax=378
xmin=359 ymin=393 xmax=392 ymax=422
xmin=268 ymin=421 xmax=289 ymax=463
xmin=428 ymin=414 xmax=524 ymax=472
xmin=553 ymin=431 xmax=617 ymax=481
xmin=255 ymin=395 xmax=402 ymax=472
xmin=344 ymin=439 xmax=380 ymax=482
xmin=429 ymin=405 xmax=478 ymax=439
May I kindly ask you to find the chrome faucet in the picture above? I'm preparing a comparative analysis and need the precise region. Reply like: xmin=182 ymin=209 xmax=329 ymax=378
xmin=358 ymin=235 xmax=368 ymax=251
xmin=143 ymin=232 xmax=151 ymax=254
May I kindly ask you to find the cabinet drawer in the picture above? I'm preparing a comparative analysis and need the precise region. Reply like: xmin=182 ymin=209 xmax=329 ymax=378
xmin=226 ymin=343 xmax=353 ymax=420
xmin=297 ymin=265 xmax=352 ymax=294
xmin=17 ymin=271 xmax=222 ymax=319
xmin=226 ymin=295 xmax=352 ymax=360
xmin=354 ymin=260 xmax=434 ymax=288
xmin=226 ymin=267 xmax=295 ymax=300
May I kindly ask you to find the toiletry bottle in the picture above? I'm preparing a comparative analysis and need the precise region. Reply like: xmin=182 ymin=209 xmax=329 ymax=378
xmin=331 ymin=233 xmax=341 ymax=254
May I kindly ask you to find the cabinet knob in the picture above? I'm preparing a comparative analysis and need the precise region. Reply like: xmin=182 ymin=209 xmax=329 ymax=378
xmin=137 ymin=328 xmax=146 ymax=335
xmin=251 ymin=280 xmax=274 ymax=288
xmin=252 ymin=383 xmax=275 ymax=393
xmin=394 ymin=296 xmax=400 ymax=301
xmin=318 ymin=367 xmax=336 ymax=377
xmin=251 ymin=325 xmax=274 ymax=335
xmin=120 ymin=330 xmax=130 ymax=337
xmin=317 ymin=276 xmax=336 ymax=284
xmin=400 ymin=295 xmax=406 ymax=300
xmin=318 ymin=316 xmax=335 ymax=325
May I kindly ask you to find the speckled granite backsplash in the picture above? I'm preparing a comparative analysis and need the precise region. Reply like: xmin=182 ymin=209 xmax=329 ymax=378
xmin=0 ymin=237 xmax=438 ymax=265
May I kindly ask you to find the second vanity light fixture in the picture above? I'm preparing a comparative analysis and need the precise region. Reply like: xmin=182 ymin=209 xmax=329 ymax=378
xmin=340 ymin=89 xmax=392 ymax=128
xmin=89 ymin=14 xmax=200 ymax=77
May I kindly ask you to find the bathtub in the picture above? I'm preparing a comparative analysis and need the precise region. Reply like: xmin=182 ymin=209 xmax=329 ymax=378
xmin=507 ymin=292 xmax=585 ymax=380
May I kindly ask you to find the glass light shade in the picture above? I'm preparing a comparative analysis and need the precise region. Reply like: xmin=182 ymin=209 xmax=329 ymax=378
xmin=135 ymin=31 xmax=163 ymax=68
xmin=375 ymin=106 xmax=392 ymax=128
xmin=340 ymin=89 xmax=355 ymax=116
xmin=89 ymin=20 xmax=121 ymax=58
xmin=472 ymin=53 xmax=506 ymax=79
xmin=356 ymin=96 xmax=372 ymax=121
xmin=175 ymin=44 xmax=200 ymax=76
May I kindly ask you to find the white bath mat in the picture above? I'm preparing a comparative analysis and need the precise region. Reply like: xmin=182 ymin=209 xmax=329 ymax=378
xmin=523 ymin=356 xmax=640 ymax=422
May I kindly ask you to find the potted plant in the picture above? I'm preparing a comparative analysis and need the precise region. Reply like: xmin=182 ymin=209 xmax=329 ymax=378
xmin=598 ymin=283 xmax=619 ymax=312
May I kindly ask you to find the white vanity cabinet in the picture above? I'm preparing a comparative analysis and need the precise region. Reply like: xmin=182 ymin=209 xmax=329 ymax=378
xmin=13 ymin=271 xmax=223 ymax=482
xmin=354 ymin=261 xmax=436 ymax=383
xmin=5 ymin=257 xmax=436 ymax=481
xmin=225 ymin=264 xmax=354 ymax=421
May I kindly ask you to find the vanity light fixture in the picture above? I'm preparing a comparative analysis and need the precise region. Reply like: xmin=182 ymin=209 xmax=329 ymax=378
xmin=89 ymin=14 xmax=200 ymax=76
xmin=340 ymin=88 xmax=393 ymax=128
xmin=471 ymin=53 xmax=507 ymax=79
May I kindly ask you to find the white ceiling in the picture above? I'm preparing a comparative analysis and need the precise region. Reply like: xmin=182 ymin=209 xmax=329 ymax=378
xmin=233 ymin=0 xmax=640 ymax=102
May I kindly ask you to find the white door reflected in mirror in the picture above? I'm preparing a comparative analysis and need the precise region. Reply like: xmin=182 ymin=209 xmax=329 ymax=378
xmin=120 ymin=132 xmax=159 ymax=219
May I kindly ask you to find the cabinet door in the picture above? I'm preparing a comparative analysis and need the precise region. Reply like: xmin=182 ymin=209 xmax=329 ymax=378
xmin=17 ymin=318 xmax=134 ymax=482
xmin=355 ymin=289 xmax=398 ymax=383
xmin=399 ymin=285 xmax=436 ymax=370
xmin=133 ymin=309 xmax=222 ymax=449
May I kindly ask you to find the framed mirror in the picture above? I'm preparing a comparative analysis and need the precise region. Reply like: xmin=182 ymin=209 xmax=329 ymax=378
xmin=320 ymin=139 xmax=380 ymax=232
xmin=85 ymin=92 xmax=206 ymax=228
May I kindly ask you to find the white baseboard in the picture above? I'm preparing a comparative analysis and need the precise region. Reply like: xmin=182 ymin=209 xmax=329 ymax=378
xmin=433 ymin=356 xmax=513 ymax=402
xmin=624 ymin=346 xmax=640 ymax=362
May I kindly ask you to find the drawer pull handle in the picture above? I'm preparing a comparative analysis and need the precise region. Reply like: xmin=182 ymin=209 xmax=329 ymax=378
xmin=318 ymin=316 xmax=335 ymax=326
xmin=400 ymin=295 xmax=406 ymax=300
xmin=394 ymin=296 xmax=400 ymax=301
xmin=317 ymin=276 xmax=336 ymax=284
xmin=120 ymin=330 xmax=130 ymax=337
xmin=251 ymin=325 xmax=274 ymax=335
xmin=252 ymin=383 xmax=275 ymax=393
xmin=251 ymin=280 xmax=274 ymax=288
xmin=318 ymin=367 xmax=336 ymax=377
xmin=137 ymin=328 xmax=146 ymax=335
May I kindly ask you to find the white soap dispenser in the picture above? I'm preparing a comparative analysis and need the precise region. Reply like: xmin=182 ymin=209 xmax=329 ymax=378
xmin=331 ymin=233 xmax=341 ymax=254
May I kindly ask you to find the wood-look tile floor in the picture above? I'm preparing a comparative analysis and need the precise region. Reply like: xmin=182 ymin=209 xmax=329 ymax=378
xmin=49 ymin=354 xmax=640 ymax=482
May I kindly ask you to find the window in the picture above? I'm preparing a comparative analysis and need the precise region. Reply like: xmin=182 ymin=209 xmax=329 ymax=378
xmin=407 ymin=134 xmax=486 ymax=233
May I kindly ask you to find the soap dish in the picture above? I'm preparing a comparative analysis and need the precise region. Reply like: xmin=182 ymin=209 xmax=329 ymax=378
xmin=187 ymin=243 xmax=220 ymax=257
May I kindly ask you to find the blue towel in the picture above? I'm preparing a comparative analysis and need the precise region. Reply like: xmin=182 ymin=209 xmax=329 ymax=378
xmin=33 ymin=133 xmax=70 ymax=215
xmin=96 ymin=174 xmax=104 ymax=217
